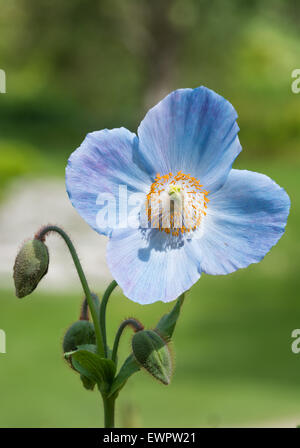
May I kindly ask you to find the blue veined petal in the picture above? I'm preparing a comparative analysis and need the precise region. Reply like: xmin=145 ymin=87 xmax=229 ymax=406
xmin=106 ymin=228 xmax=201 ymax=304
xmin=195 ymin=169 xmax=290 ymax=275
xmin=137 ymin=86 xmax=241 ymax=193
xmin=66 ymin=128 xmax=151 ymax=236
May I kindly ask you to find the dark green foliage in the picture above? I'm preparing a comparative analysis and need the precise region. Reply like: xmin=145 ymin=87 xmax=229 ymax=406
xmin=65 ymin=345 xmax=116 ymax=395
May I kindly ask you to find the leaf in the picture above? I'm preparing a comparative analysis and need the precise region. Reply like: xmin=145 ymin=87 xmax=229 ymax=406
xmin=65 ymin=345 xmax=116 ymax=388
xmin=80 ymin=374 xmax=95 ymax=391
xmin=64 ymin=344 xmax=97 ymax=390
xmin=76 ymin=343 xmax=97 ymax=353
xmin=108 ymin=354 xmax=140 ymax=397
xmin=155 ymin=293 xmax=185 ymax=340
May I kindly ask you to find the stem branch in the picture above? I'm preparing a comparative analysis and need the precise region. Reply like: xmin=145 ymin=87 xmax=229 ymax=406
xmin=36 ymin=225 xmax=104 ymax=357
xmin=112 ymin=318 xmax=144 ymax=364
xmin=99 ymin=280 xmax=118 ymax=357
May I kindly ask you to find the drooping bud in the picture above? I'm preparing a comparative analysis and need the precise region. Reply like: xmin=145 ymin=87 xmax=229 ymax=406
xmin=13 ymin=239 xmax=49 ymax=298
xmin=132 ymin=329 xmax=173 ymax=385
xmin=63 ymin=320 xmax=96 ymax=354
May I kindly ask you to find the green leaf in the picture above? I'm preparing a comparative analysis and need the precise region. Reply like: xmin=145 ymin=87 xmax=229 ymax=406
xmin=76 ymin=343 xmax=97 ymax=353
xmin=64 ymin=344 xmax=97 ymax=391
xmin=108 ymin=354 xmax=140 ymax=397
xmin=65 ymin=346 xmax=116 ymax=389
xmin=80 ymin=374 xmax=95 ymax=391
xmin=155 ymin=293 xmax=185 ymax=340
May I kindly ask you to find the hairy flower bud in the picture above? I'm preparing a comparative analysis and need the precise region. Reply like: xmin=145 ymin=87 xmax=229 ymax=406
xmin=132 ymin=329 xmax=173 ymax=385
xmin=13 ymin=239 xmax=49 ymax=298
xmin=63 ymin=320 xmax=96 ymax=354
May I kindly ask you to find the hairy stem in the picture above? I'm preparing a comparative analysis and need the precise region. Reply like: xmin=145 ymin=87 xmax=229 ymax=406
xmin=35 ymin=225 xmax=104 ymax=357
xmin=102 ymin=395 xmax=116 ymax=428
xmin=112 ymin=318 xmax=144 ymax=364
xmin=99 ymin=280 xmax=118 ymax=357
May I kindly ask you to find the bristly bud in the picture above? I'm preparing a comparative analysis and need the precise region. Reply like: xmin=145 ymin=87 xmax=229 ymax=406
xmin=13 ymin=239 xmax=49 ymax=298
xmin=132 ymin=329 xmax=173 ymax=385
xmin=63 ymin=320 xmax=96 ymax=354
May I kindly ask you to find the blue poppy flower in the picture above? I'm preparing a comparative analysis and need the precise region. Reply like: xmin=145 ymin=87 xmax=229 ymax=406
xmin=66 ymin=86 xmax=290 ymax=304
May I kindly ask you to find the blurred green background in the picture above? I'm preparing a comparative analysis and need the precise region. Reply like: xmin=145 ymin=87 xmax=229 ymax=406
xmin=1 ymin=0 xmax=300 ymax=427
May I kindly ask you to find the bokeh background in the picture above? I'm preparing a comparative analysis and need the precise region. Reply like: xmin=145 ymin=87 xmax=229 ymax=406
xmin=0 ymin=0 xmax=300 ymax=427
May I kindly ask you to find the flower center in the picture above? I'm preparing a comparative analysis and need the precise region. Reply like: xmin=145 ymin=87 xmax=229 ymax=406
xmin=146 ymin=171 xmax=209 ymax=236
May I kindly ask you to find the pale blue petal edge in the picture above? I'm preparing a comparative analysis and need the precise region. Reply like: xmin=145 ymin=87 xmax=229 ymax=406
xmin=106 ymin=169 xmax=290 ymax=304
xmin=137 ymin=86 xmax=242 ymax=193
xmin=106 ymin=228 xmax=201 ymax=304
xmin=196 ymin=169 xmax=291 ymax=275
xmin=66 ymin=128 xmax=151 ymax=236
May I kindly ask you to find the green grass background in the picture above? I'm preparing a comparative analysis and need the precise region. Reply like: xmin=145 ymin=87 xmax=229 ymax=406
xmin=1 ymin=160 xmax=299 ymax=427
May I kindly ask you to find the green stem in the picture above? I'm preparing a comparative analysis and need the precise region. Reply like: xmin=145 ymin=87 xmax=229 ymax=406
xmin=99 ymin=280 xmax=118 ymax=357
xmin=35 ymin=225 xmax=104 ymax=357
xmin=102 ymin=395 xmax=116 ymax=428
xmin=112 ymin=318 xmax=144 ymax=364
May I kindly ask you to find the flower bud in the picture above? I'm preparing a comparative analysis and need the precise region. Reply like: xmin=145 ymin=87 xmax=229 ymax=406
xmin=132 ymin=329 xmax=173 ymax=385
xmin=63 ymin=320 xmax=96 ymax=354
xmin=13 ymin=239 xmax=49 ymax=298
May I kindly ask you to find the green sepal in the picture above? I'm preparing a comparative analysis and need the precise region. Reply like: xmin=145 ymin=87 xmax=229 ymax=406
xmin=108 ymin=354 xmax=140 ymax=398
xmin=155 ymin=293 xmax=185 ymax=341
xmin=65 ymin=344 xmax=116 ymax=394
xmin=132 ymin=330 xmax=173 ymax=385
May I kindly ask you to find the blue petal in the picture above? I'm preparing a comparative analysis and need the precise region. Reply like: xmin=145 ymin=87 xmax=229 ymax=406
xmin=66 ymin=128 xmax=151 ymax=236
xmin=106 ymin=228 xmax=201 ymax=304
xmin=137 ymin=86 xmax=241 ymax=193
xmin=195 ymin=169 xmax=290 ymax=275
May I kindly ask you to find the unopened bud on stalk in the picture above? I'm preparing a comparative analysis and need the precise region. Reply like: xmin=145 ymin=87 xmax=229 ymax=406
xmin=63 ymin=320 xmax=96 ymax=354
xmin=13 ymin=239 xmax=49 ymax=298
xmin=63 ymin=320 xmax=97 ymax=389
xmin=132 ymin=329 xmax=173 ymax=385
